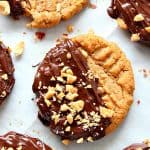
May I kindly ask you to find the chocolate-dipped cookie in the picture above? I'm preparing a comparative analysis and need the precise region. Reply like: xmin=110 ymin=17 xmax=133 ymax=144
xmin=108 ymin=0 xmax=150 ymax=45
xmin=0 ymin=132 xmax=53 ymax=150
xmin=124 ymin=140 xmax=150 ymax=150
xmin=0 ymin=42 xmax=15 ymax=105
xmin=32 ymin=32 xmax=134 ymax=144
xmin=0 ymin=0 xmax=88 ymax=28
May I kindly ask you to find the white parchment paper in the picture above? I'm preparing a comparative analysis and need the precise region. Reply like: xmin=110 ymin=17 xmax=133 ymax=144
xmin=0 ymin=0 xmax=150 ymax=150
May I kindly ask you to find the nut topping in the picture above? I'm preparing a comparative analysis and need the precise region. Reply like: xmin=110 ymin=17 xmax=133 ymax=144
xmin=134 ymin=14 xmax=144 ymax=22
xmin=69 ymin=100 xmax=85 ymax=112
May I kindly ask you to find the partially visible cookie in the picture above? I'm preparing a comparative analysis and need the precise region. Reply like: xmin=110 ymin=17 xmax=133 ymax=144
xmin=0 ymin=42 xmax=15 ymax=105
xmin=3 ymin=0 xmax=88 ymax=28
xmin=108 ymin=0 xmax=150 ymax=45
xmin=0 ymin=131 xmax=53 ymax=150
xmin=32 ymin=32 xmax=134 ymax=144
xmin=123 ymin=140 xmax=150 ymax=150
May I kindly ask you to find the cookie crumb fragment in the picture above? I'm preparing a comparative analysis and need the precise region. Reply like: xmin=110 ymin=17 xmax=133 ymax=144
xmin=137 ymin=100 xmax=141 ymax=105
xmin=0 ymin=1 xmax=10 ymax=16
xmin=88 ymin=2 xmax=97 ymax=9
xmin=138 ymin=68 xmax=150 ymax=78
xmin=62 ymin=139 xmax=70 ymax=145
xmin=13 ymin=41 xmax=25 ymax=56
xmin=35 ymin=32 xmax=46 ymax=41
xmin=67 ymin=25 xmax=74 ymax=33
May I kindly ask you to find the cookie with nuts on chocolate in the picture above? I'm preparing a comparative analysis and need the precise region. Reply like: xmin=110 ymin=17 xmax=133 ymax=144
xmin=123 ymin=140 xmax=150 ymax=150
xmin=108 ymin=0 xmax=150 ymax=45
xmin=0 ymin=42 xmax=15 ymax=105
xmin=32 ymin=32 xmax=134 ymax=144
xmin=0 ymin=0 xmax=88 ymax=28
xmin=0 ymin=131 xmax=53 ymax=150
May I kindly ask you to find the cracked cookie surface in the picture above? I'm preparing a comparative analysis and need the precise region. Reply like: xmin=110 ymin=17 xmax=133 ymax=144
xmin=8 ymin=0 xmax=88 ymax=28
xmin=32 ymin=32 xmax=134 ymax=144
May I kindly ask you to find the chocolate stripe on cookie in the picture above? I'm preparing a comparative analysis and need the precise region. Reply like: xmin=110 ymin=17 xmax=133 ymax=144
xmin=0 ymin=42 xmax=15 ymax=105
xmin=0 ymin=132 xmax=53 ymax=150
xmin=108 ymin=0 xmax=150 ymax=44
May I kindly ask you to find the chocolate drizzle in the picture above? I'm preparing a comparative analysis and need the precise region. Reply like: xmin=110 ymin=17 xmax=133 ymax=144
xmin=0 ymin=42 xmax=15 ymax=105
xmin=0 ymin=132 xmax=52 ymax=150
xmin=108 ymin=0 xmax=150 ymax=44
xmin=33 ymin=39 xmax=111 ymax=141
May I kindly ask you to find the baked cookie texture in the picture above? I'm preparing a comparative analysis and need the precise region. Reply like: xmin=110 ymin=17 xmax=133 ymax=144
xmin=7 ymin=0 xmax=88 ymax=28
xmin=32 ymin=32 xmax=134 ymax=144
xmin=108 ymin=0 xmax=150 ymax=45
xmin=0 ymin=131 xmax=53 ymax=150
xmin=0 ymin=42 xmax=15 ymax=105
xmin=73 ymin=32 xmax=134 ymax=134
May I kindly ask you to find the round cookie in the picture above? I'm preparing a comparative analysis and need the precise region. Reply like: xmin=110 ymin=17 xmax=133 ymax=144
xmin=32 ymin=32 xmax=134 ymax=144
xmin=2 ymin=0 xmax=88 ymax=28
xmin=0 ymin=42 xmax=15 ymax=105
xmin=123 ymin=140 xmax=150 ymax=150
xmin=0 ymin=131 xmax=53 ymax=150
xmin=108 ymin=0 xmax=150 ymax=45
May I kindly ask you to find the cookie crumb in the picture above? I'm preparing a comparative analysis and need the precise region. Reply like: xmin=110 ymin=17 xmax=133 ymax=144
xmin=88 ymin=2 xmax=97 ymax=9
xmin=62 ymin=139 xmax=70 ymax=145
xmin=138 ymin=68 xmax=150 ymax=78
xmin=0 ymin=1 xmax=10 ymax=16
xmin=35 ymin=32 xmax=46 ymax=40
xmin=67 ymin=25 xmax=74 ymax=33
xmin=137 ymin=100 xmax=141 ymax=105
xmin=13 ymin=41 xmax=25 ymax=56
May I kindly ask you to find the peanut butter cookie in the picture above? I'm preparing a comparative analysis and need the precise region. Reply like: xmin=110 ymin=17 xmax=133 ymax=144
xmin=32 ymin=32 xmax=134 ymax=144
xmin=1 ymin=0 xmax=88 ymax=28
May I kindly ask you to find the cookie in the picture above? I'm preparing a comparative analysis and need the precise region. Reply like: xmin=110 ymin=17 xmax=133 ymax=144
xmin=32 ymin=32 xmax=134 ymax=144
xmin=123 ymin=140 xmax=150 ymax=150
xmin=2 ymin=0 xmax=88 ymax=28
xmin=0 ymin=42 xmax=15 ymax=105
xmin=108 ymin=0 xmax=150 ymax=45
xmin=0 ymin=131 xmax=53 ymax=150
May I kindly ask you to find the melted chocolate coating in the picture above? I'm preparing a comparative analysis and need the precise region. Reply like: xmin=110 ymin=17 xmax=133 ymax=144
xmin=0 ymin=132 xmax=52 ymax=150
xmin=0 ymin=42 xmax=15 ymax=105
xmin=123 ymin=143 xmax=150 ymax=150
xmin=108 ymin=0 xmax=150 ymax=44
xmin=8 ymin=0 xmax=24 ymax=19
xmin=32 ymin=39 xmax=111 ymax=141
